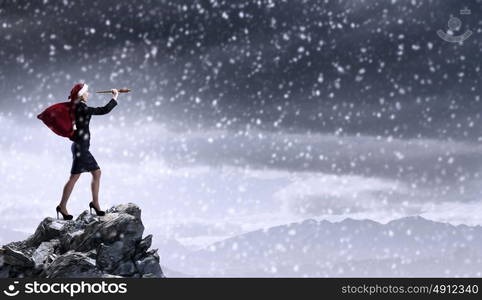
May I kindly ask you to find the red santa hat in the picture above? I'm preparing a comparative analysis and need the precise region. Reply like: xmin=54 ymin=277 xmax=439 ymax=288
xmin=68 ymin=83 xmax=89 ymax=102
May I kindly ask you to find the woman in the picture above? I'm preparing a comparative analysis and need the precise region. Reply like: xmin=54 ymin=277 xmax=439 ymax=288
xmin=56 ymin=83 xmax=119 ymax=220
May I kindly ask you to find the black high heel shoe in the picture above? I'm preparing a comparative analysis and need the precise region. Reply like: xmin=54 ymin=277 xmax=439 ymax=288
xmin=56 ymin=205 xmax=73 ymax=220
xmin=89 ymin=202 xmax=106 ymax=216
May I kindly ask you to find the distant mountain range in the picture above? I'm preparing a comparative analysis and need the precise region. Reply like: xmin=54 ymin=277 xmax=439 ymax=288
xmin=6 ymin=216 xmax=482 ymax=277
xmin=170 ymin=216 xmax=482 ymax=277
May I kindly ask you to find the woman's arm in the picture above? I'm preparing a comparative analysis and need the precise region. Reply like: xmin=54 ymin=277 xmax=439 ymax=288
xmin=83 ymin=99 xmax=118 ymax=115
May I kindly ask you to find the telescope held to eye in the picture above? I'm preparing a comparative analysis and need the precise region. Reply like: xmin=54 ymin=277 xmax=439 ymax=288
xmin=95 ymin=89 xmax=131 ymax=94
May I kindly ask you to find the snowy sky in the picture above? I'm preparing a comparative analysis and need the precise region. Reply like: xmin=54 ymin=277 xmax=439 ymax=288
xmin=1 ymin=0 xmax=482 ymax=248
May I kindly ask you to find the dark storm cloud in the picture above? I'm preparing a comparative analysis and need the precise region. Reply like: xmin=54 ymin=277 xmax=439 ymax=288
xmin=7 ymin=111 xmax=480 ymax=200
xmin=1 ymin=0 xmax=481 ymax=140
xmin=1 ymin=0 xmax=482 ymax=188
xmin=157 ymin=128 xmax=482 ymax=186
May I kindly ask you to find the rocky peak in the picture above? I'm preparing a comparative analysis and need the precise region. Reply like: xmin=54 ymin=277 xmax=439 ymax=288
xmin=0 ymin=203 xmax=163 ymax=278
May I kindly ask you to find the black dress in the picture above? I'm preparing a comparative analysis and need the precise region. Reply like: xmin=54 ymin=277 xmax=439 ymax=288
xmin=70 ymin=98 xmax=117 ymax=174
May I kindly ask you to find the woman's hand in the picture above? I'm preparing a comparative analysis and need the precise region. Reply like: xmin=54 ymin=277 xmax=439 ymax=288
xmin=111 ymin=89 xmax=119 ymax=100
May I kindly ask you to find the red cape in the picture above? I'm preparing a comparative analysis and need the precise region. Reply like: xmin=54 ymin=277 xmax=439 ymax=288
xmin=37 ymin=101 xmax=75 ymax=140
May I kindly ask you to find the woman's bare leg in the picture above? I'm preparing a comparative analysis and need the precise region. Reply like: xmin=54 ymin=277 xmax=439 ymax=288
xmin=59 ymin=174 xmax=81 ymax=213
xmin=91 ymin=169 xmax=102 ymax=209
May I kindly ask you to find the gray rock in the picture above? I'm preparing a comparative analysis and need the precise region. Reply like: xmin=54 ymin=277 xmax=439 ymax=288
xmin=32 ymin=239 xmax=60 ymax=268
xmin=0 ymin=251 xmax=10 ymax=278
xmin=106 ymin=203 xmax=142 ymax=219
xmin=113 ymin=260 xmax=136 ymax=276
xmin=76 ymin=210 xmax=98 ymax=225
xmin=0 ymin=203 xmax=163 ymax=278
xmin=58 ymin=228 xmax=86 ymax=253
xmin=43 ymin=252 xmax=101 ymax=278
xmin=102 ymin=273 xmax=125 ymax=278
xmin=134 ymin=234 xmax=152 ymax=260
xmin=96 ymin=241 xmax=125 ymax=272
xmin=85 ymin=249 xmax=97 ymax=260
xmin=2 ymin=243 xmax=35 ymax=268
xmin=135 ymin=249 xmax=163 ymax=278
xmin=26 ymin=218 xmax=69 ymax=248
xmin=69 ymin=212 xmax=144 ymax=254
xmin=0 ymin=265 xmax=10 ymax=278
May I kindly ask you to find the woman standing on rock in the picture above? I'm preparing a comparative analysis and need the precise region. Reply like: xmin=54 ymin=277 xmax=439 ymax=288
xmin=56 ymin=83 xmax=119 ymax=220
